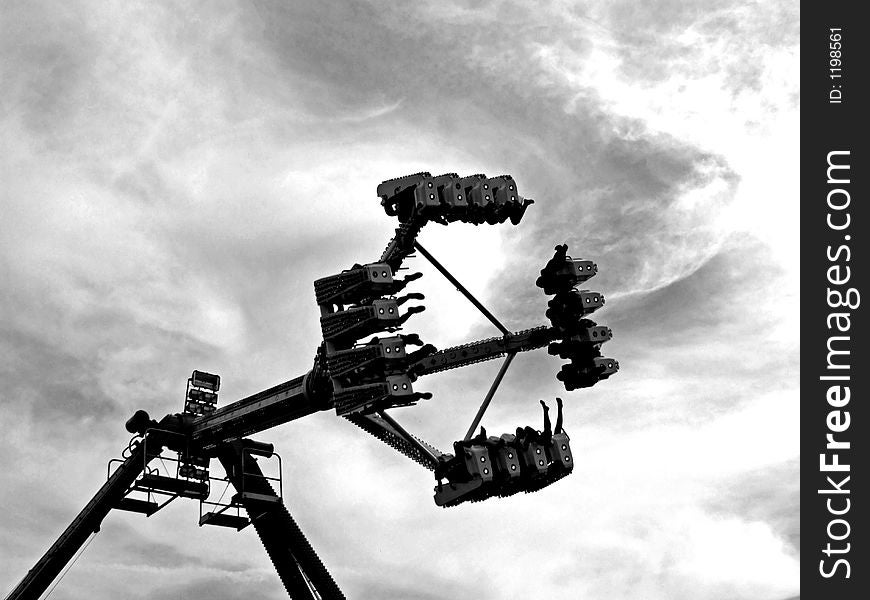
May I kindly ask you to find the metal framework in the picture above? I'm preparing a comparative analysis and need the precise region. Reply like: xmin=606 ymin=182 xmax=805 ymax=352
xmin=5 ymin=172 xmax=619 ymax=600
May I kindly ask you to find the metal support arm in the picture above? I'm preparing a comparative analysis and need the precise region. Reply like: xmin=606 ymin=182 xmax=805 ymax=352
xmin=192 ymin=374 xmax=322 ymax=450
xmin=217 ymin=444 xmax=345 ymax=600
xmin=6 ymin=443 xmax=155 ymax=600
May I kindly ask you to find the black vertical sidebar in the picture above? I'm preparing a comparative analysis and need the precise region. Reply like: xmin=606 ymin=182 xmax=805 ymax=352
xmin=802 ymin=4 xmax=866 ymax=599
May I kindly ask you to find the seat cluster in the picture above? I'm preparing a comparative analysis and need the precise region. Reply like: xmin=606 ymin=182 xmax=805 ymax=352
xmin=537 ymin=244 xmax=619 ymax=391
xmin=378 ymin=172 xmax=533 ymax=225
xmin=434 ymin=399 xmax=572 ymax=507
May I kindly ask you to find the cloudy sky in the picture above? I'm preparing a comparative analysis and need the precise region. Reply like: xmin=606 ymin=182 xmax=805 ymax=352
xmin=0 ymin=1 xmax=799 ymax=599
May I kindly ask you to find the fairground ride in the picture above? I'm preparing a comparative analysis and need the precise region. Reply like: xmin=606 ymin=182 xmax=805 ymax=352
xmin=5 ymin=172 xmax=619 ymax=600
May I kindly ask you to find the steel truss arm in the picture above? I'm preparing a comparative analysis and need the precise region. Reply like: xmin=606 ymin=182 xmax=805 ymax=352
xmin=376 ymin=409 xmax=441 ymax=465
xmin=344 ymin=409 xmax=444 ymax=471
xmin=217 ymin=443 xmax=345 ymax=600
xmin=6 ymin=443 xmax=155 ymax=600
xmin=413 ymin=325 xmax=558 ymax=377
xmin=379 ymin=221 xmax=424 ymax=272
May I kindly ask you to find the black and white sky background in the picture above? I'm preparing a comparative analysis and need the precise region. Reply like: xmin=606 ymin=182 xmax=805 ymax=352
xmin=1 ymin=1 xmax=799 ymax=598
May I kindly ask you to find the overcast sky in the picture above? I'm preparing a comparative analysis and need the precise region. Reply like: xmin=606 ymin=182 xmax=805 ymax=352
xmin=0 ymin=1 xmax=799 ymax=599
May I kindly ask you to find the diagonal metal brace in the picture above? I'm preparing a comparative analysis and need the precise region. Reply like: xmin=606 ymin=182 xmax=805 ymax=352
xmin=463 ymin=351 xmax=517 ymax=441
xmin=413 ymin=241 xmax=510 ymax=335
